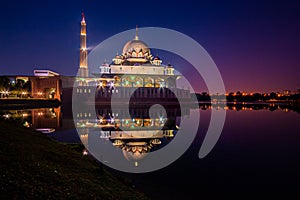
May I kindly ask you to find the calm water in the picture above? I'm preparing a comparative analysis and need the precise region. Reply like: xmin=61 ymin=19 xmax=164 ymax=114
xmin=1 ymin=105 xmax=300 ymax=198
xmin=129 ymin=109 xmax=300 ymax=198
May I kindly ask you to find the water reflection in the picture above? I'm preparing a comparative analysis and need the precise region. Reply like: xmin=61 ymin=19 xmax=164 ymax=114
xmin=75 ymin=105 xmax=187 ymax=162
xmin=0 ymin=107 xmax=62 ymax=129
xmin=0 ymin=102 xmax=299 ymax=168
xmin=0 ymin=102 xmax=298 ymax=131
xmin=198 ymin=102 xmax=300 ymax=112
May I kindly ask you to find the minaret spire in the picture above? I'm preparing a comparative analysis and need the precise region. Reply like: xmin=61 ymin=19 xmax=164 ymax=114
xmin=78 ymin=12 xmax=89 ymax=77
xmin=134 ymin=25 xmax=139 ymax=40
xmin=81 ymin=12 xmax=85 ymax=23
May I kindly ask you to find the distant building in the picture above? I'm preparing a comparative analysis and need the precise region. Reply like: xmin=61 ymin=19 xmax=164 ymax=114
xmin=283 ymin=90 xmax=292 ymax=96
xmin=29 ymin=72 xmax=74 ymax=100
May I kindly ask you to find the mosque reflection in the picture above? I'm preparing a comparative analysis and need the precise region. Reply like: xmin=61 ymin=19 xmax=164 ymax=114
xmin=76 ymin=105 xmax=187 ymax=159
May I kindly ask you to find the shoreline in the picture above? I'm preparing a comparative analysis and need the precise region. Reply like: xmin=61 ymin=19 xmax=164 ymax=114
xmin=0 ymin=98 xmax=61 ymax=109
xmin=0 ymin=98 xmax=299 ymax=108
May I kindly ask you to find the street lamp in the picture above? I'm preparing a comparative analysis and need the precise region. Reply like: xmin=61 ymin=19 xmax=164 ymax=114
xmin=1 ymin=90 xmax=9 ymax=98
xmin=37 ymin=92 xmax=43 ymax=97
xmin=21 ymin=91 xmax=27 ymax=98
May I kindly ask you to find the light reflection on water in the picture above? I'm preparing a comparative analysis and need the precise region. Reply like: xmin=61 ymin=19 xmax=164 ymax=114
xmin=1 ymin=103 xmax=299 ymax=160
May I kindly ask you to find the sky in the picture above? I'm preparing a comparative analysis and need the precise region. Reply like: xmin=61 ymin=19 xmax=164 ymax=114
xmin=0 ymin=0 xmax=299 ymax=93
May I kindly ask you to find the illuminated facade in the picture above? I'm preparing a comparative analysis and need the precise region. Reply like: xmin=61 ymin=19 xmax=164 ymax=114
xmin=75 ymin=15 xmax=191 ymax=102
xmin=29 ymin=71 xmax=74 ymax=100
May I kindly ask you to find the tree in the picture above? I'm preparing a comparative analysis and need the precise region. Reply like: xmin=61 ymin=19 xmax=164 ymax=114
xmin=0 ymin=76 xmax=10 ymax=88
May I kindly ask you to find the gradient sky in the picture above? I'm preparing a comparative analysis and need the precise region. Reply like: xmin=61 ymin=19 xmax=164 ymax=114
xmin=0 ymin=0 xmax=299 ymax=93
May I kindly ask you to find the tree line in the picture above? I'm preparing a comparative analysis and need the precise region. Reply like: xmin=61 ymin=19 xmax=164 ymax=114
xmin=196 ymin=91 xmax=300 ymax=102
xmin=0 ymin=76 xmax=31 ymax=98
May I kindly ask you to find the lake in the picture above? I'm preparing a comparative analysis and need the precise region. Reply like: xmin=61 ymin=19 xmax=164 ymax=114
xmin=1 ymin=104 xmax=299 ymax=198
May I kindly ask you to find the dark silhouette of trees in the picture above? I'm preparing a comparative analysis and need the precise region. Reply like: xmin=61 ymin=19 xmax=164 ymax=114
xmin=0 ymin=76 xmax=31 ymax=98
xmin=195 ymin=90 xmax=300 ymax=103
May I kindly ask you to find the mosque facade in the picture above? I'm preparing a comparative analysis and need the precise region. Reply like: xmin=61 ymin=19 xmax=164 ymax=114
xmin=75 ymin=14 xmax=191 ymax=103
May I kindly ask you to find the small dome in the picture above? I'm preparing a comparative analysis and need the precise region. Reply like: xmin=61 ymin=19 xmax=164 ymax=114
xmin=166 ymin=63 xmax=173 ymax=68
xmin=101 ymin=61 xmax=109 ymax=67
xmin=115 ymin=54 xmax=122 ymax=59
xmin=153 ymin=56 xmax=161 ymax=60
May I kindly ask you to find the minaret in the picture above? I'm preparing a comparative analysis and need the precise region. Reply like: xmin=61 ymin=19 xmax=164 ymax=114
xmin=78 ymin=13 xmax=89 ymax=77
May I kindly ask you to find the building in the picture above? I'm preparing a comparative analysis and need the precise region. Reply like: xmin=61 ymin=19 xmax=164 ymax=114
xmin=74 ymin=14 xmax=191 ymax=103
xmin=33 ymin=70 xmax=59 ymax=77
xmin=29 ymin=71 xmax=74 ymax=101
xmin=0 ymin=73 xmax=73 ymax=100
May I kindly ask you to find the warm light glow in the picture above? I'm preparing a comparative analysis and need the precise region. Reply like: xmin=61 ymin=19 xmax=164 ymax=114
xmin=1 ymin=90 xmax=9 ymax=94
xmin=83 ymin=149 xmax=88 ymax=156
xmin=37 ymin=112 xmax=44 ymax=116
xmin=3 ymin=114 xmax=9 ymax=119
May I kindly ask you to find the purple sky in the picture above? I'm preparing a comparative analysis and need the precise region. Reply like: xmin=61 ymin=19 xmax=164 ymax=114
xmin=0 ymin=0 xmax=299 ymax=93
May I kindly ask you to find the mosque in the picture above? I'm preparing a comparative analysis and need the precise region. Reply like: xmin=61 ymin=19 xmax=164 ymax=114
xmin=74 ymin=13 xmax=191 ymax=103
xmin=73 ymin=13 xmax=193 ymax=163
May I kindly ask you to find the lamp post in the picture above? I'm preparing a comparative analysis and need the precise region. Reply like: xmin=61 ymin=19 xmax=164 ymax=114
xmin=1 ymin=90 xmax=9 ymax=98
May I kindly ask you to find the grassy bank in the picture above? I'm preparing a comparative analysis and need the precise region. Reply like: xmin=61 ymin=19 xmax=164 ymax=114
xmin=0 ymin=120 xmax=148 ymax=199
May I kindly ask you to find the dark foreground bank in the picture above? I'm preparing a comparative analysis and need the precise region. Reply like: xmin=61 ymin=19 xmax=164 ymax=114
xmin=0 ymin=120 xmax=148 ymax=199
